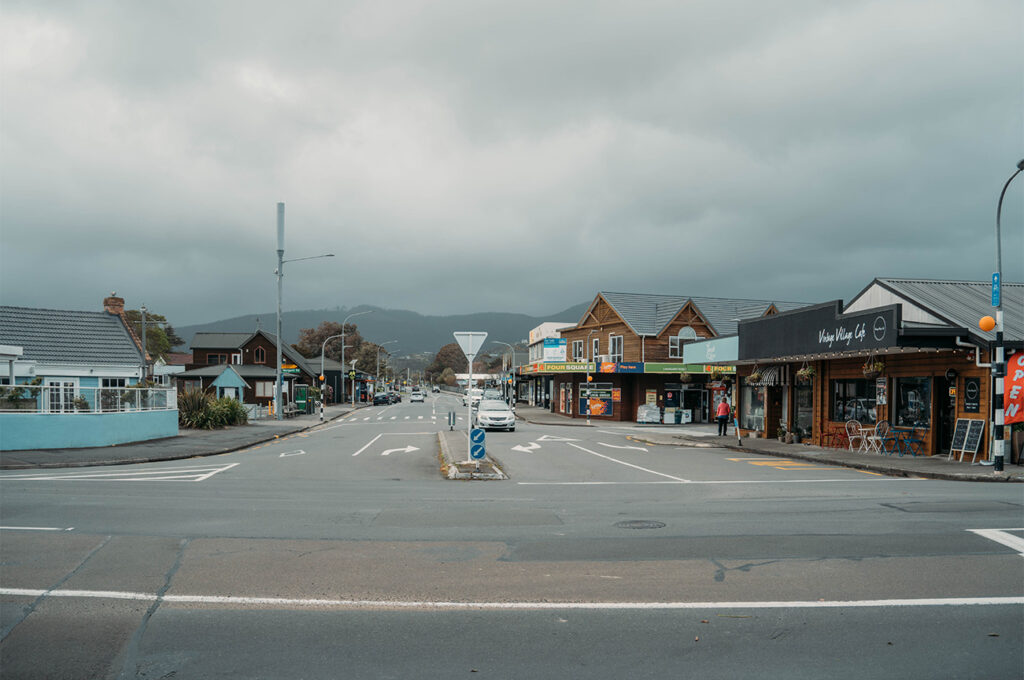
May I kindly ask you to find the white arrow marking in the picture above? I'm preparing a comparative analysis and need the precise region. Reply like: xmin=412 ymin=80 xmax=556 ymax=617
xmin=511 ymin=443 xmax=542 ymax=453
xmin=381 ymin=446 xmax=420 ymax=456
xmin=279 ymin=449 xmax=306 ymax=458
xmin=537 ymin=434 xmax=579 ymax=442
xmin=597 ymin=442 xmax=648 ymax=453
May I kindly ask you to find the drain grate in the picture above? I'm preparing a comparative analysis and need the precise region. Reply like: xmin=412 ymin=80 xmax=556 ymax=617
xmin=614 ymin=520 xmax=666 ymax=530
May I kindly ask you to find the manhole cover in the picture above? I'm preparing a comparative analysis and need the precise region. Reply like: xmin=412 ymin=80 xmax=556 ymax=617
xmin=614 ymin=520 xmax=666 ymax=530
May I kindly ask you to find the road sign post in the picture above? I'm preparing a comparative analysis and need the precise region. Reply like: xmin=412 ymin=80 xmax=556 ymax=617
xmin=470 ymin=428 xmax=486 ymax=461
xmin=454 ymin=332 xmax=488 ymax=464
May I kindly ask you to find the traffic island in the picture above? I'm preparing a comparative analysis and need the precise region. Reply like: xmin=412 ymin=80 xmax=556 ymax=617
xmin=437 ymin=429 xmax=507 ymax=480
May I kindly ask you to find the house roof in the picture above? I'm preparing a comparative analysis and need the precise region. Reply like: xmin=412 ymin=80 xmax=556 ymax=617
xmin=177 ymin=364 xmax=295 ymax=379
xmin=0 ymin=305 xmax=144 ymax=366
xmin=849 ymin=277 xmax=1024 ymax=343
xmin=189 ymin=332 xmax=255 ymax=349
xmin=588 ymin=292 xmax=809 ymax=338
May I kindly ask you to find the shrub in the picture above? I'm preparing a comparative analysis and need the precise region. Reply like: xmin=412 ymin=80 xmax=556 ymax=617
xmin=178 ymin=389 xmax=212 ymax=429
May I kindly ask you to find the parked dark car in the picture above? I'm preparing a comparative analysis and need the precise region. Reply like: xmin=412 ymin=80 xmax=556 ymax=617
xmin=373 ymin=393 xmax=390 ymax=405
xmin=388 ymin=392 xmax=402 ymax=403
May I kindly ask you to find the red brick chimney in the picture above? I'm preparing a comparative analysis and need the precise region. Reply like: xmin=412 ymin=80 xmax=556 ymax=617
xmin=103 ymin=293 xmax=125 ymax=315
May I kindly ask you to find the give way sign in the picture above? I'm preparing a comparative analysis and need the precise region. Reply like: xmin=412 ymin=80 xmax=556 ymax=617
xmin=454 ymin=332 xmax=488 ymax=361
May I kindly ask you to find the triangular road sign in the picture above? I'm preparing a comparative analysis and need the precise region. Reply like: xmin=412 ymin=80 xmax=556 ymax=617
xmin=453 ymin=332 xmax=488 ymax=360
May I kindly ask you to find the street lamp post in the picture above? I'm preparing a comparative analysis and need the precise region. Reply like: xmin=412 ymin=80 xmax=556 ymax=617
xmin=491 ymin=341 xmax=515 ymax=403
xmin=991 ymin=159 xmax=1024 ymax=472
xmin=274 ymin=203 xmax=335 ymax=420
xmin=376 ymin=341 xmax=398 ymax=395
xmin=585 ymin=329 xmax=597 ymax=425
xmin=339 ymin=310 xmax=372 ymax=411
xmin=318 ymin=333 xmax=348 ymax=422
xmin=140 ymin=304 xmax=148 ymax=382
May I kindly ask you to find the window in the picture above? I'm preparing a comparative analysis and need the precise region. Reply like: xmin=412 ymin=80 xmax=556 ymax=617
xmin=609 ymin=335 xmax=623 ymax=361
xmin=207 ymin=353 xmax=227 ymax=365
xmin=46 ymin=380 xmax=76 ymax=413
xmin=795 ymin=384 xmax=813 ymax=434
xmin=572 ymin=341 xmax=584 ymax=361
xmin=231 ymin=353 xmax=242 ymax=365
xmin=896 ymin=377 xmax=931 ymax=428
xmin=669 ymin=337 xmax=683 ymax=358
xmin=739 ymin=380 xmax=764 ymax=431
xmin=183 ymin=380 xmax=202 ymax=391
xmin=592 ymin=337 xmax=600 ymax=360
xmin=830 ymin=379 xmax=876 ymax=423
xmin=256 ymin=381 xmax=275 ymax=398
xmin=102 ymin=378 xmax=127 ymax=388
xmin=254 ymin=347 xmax=267 ymax=364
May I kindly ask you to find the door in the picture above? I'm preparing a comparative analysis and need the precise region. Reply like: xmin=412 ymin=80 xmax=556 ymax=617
xmin=936 ymin=376 xmax=955 ymax=455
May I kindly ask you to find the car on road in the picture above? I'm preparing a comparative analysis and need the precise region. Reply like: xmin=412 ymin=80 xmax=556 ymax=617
xmin=410 ymin=391 xmax=424 ymax=403
xmin=482 ymin=389 xmax=504 ymax=402
xmin=372 ymin=393 xmax=390 ymax=406
xmin=473 ymin=399 xmax=516 ymax=431
xmin=388 ymin=392 xmax=401 ymax=403
xmin=431 ymin=386 xmax=440 ymax=393
xmin=462 ymin=388 xmax=483 ymax=406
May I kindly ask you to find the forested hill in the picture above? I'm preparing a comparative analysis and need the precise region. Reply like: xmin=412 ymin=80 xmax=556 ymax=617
xmin=174 ymin=302 xmax=589 ymax=355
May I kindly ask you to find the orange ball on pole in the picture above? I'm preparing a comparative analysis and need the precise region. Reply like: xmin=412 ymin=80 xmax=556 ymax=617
xmin=979 ymin=316 xmax=996 ymax=332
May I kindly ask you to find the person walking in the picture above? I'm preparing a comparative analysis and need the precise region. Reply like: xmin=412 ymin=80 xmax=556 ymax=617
xmin=716 ymin=397 xmax=731 ymax=436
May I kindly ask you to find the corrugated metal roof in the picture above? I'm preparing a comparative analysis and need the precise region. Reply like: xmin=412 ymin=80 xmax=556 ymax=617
xmin=594 ymin=292 xmax=810 ymax=338
xmin=0 ymin=305 xmax=144 ymax=366
xmin=874 ymin=278 xmax=1023 ymax=342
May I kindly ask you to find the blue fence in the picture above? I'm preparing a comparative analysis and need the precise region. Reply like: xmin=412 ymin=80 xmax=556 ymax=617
xmin=0 ymin=410 xmax=179 ymax=451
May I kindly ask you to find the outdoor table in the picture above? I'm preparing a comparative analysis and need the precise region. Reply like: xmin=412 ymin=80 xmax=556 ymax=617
xmin=890 ymin=427 xmax=924 ymax=457
xmin=857 ymin=426 xmax=875 ymax=452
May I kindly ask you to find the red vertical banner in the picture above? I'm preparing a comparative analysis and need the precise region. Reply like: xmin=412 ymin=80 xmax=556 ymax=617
xmin=1006 ymin=352 xmax=1024 ymax=425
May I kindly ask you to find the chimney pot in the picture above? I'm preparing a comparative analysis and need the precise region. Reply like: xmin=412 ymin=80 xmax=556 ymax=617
xmin=104 ymin=295 xmax=125 ymax=315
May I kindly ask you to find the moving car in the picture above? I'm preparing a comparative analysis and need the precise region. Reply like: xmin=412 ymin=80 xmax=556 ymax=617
xmin=372 ymin=393 xmax=390 ymax=406
xmin=388 ymin=392 xmax=401 ymax=403
xmin=482 ymin=389 xmax=504 ymax=401
xmin=410 ymin=391 xmax=424 ymax=403
xmin=462 ymin=388 xmax=483 ymax=406
xmin=473 ymin=399 xmax=516 ymax=431
xmin=431 ymin=386 xmax=440 ymax=393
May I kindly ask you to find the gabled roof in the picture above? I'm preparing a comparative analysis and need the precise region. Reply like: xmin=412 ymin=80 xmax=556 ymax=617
xmin=850 ymin=278 xmax=1024 ymax=343
xmin=189 ymin=332 xmax=254 ymax=349
xmin=0 ymin=305 xmax=144 ymax=366
xmin=586 ymin=292 xmax=809 ymax=338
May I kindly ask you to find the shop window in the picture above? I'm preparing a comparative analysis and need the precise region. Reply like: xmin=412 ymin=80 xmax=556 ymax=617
xmin=896 ymin=377 xmax=931 ymax=428
xmin=572 ymin=341 xmax=584 ymax=360
xmin=739 ymin=380 xmax=765 ymax=431
xmin=795 ymin=384 xmax=813 ymax=434
xmin=830 ymin=379 xmax=876 ymax=423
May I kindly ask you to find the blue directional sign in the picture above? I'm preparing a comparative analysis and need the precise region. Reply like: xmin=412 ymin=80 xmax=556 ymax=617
xmin=470 ymin=443 xmax=486 ymax=460
xmin=470 ymin=428 xmax=486 ymax=445
xmin=992 ymin=272 xmax=1001 ymax=307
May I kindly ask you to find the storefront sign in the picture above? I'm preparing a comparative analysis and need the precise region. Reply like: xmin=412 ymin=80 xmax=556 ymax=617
xmin=683 ymin=336 xmax=739 ymax=365
xmin=875 ymin=377 xmax=887 ymax=405
xmin=643 ymin=363 xmax=736 ymax=374
xmin=612 ymin=388 xmax=622 ymax=402
xmin=646 ymin=389 xmax=658 ymax=405
xmin=738 ymin=301 xmax=900 ymax=360
xmin=530 ymin=362 xmax=595 ymax=373
xmin=542 ymin=338 xmax=567 ymax=362
xmin=1004 ymin=354 xmax=1024 ymax=424
xmin=580 ymin=383 xmax=613 ymax=416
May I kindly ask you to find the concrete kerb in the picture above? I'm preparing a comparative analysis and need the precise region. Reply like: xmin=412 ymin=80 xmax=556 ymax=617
xmin=437 ymin=429 xmax=507 ymax=480
xmin=0 ymin=405 xmax=365 ymax=470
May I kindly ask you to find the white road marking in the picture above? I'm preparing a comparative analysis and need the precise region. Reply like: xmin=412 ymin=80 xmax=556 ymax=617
xmin=518 ymin=478 xmax=912 ymax=486
xmin=363 ymin=417 xmax=370 ymax=421
xmin=418 ymin=416 xmax=423 ymax=420
xmin=404 ymin=416 xmax=410 ymax=420
xmin=390 ymin=416 xmax=396 ymax=420
xmin=968 ymin=528 xmax=1024 ymax=557
xmin=537 ymin=434 xmax=579 ymax=442
xmin=1 ymin=463 xmax=239 ymax=483
xmin=567 ymin=443 xmax=691 ymax=482
xmin=352 ymin=433 xmax=384 ymax=457
xmin=1 ymin=588 xmax=1019 ymax=611
xmin=381 ymin=446 xmax=420 ymax=456
xmin=512 ymin=443 xmax=542 ymax=453
xmin=279 ymin=449 xmax=306 ymax=458
xmin=597 ymin=442 xmax=648 ymax=452
xmin=0 ymin=526 xmax=74 ymax=532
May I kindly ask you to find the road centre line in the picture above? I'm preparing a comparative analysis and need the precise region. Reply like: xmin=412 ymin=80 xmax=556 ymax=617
xmin=518 ymin=478 xmax=913 ymax=485
xmin=1 ymin=588 xmax=1018 ymax=611
xmin=0 ymin=526 xmax=74 ymax=532
xmin=566 ymin=443 xmax=691 ymax=482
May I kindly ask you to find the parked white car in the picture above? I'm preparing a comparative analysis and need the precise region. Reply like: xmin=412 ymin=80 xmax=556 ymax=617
xmin=473 ymin=399 xmax=516 ymax=431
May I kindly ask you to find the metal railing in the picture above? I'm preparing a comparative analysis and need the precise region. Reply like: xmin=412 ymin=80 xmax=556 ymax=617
xmin=0 ymin=385 xmax=178 ymax=414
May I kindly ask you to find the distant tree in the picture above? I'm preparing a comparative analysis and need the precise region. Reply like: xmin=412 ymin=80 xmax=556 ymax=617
xmin=353 ymin=342 xmax=385 ymax=374
xmin=427 ymin=343 xmax=467 ymax=375
xmin=439 ymin=367 xmax=456 ymax=386
xmin=125 ymin=309 xmax=181 ymax=359
xmin=292 ymin=322 xmax=364 ymax=361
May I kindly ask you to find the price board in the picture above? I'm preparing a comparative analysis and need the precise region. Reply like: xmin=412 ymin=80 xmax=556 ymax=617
xmin=949 ymin=418 xmax=985 ymax=463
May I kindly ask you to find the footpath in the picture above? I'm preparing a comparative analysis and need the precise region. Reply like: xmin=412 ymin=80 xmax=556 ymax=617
xmin=0 ymin=404 xmax=358 ymax=470
xmin=516 ymin=405 xmax=1024 ymax=483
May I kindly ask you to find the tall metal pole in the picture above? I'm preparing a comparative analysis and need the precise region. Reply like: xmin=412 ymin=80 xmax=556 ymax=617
xmin=991 ymin=159 xmax=1024 ymax=472
xmin=585 ymin=329 xmax=597 ymax=425
xmin=140 ymin=304 xmax=148 ymax=383
xmin=275 ymin=203 xmax=285 ymax=421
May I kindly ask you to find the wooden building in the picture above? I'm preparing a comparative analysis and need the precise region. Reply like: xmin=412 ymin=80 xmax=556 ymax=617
xmin=524 ymin=292 xmax=807 ymax=423
xmin=724 ymin=278 xmax=1023 ymax=459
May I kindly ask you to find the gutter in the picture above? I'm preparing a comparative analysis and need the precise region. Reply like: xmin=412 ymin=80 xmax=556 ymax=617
xmin=955 ymin=337 xmax=990 ymax=369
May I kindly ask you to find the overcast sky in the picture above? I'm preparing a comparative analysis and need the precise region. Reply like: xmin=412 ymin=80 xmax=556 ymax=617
xmin=1 ymin=0 xmax=1021 ymax=326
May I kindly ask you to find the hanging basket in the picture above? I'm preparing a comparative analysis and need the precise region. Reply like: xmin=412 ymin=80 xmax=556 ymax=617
xmin=863 ymin=369 xmax=881 ymax=380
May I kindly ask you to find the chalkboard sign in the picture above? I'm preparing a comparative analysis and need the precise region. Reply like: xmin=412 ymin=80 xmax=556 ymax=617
xmin=950 ymin=418 xmax=970 ymax=453
xmin=964 ymin=420 xmax=985 ymax=456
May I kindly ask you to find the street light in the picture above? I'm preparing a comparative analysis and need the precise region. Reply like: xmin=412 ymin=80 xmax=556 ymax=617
xmin=338 ymin=310 xmax=373 ymax=409
xmin=275 ymin=202 xmax=335 ymax=420
xmin=990 ymin=159 xmax=1024 ymax=472
xmin=318 ymin=335 xmax=353 ymax=422
xmin=490 ymin=341 xmax=515 ymax=402
xmin=376 ymin=341 xmax=398 ymax=394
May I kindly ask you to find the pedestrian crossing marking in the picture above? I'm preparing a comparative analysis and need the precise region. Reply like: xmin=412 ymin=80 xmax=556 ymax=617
xmin=1 ymin=463 xmax=240 ymax=483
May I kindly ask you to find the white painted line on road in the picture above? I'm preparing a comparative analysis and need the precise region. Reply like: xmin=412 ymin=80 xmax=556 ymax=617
xmin=511 ymin=442 xmax=542 ymax=453
xmin=597 ymin=442 xmax=648 ymax=452
xmin=567 ymin=443 xmax=691 ymax=482
xmin=390 ymin=416 xmax=396 ymax=420
xmin=363 ymin=417 xmax=370 ymax=421
xmin=279 ymin=449 xmax=306 ymax=458
xmin=0 ymin=526 xmax=74 ymax=532
xmin=381 ymin=446 xmax=420 ymax=456
xmin=518 ymin=478 xmax=914 ymax=486
xmin=969 ymin=528 xmax=1024 ymax=557
xmin=418 ymin=416 xmax=423 ymax=420
xmin=1 ymin=463 xmax=240 ymax=483
xmin=352 ymin=433 xmax=384 ymax=457
xmin=2 ymin=588 xmax=1020 ymax=611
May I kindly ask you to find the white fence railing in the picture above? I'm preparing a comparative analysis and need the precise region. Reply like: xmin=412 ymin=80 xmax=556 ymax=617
xmin=0 ymin=385 xmax=177 ymax=414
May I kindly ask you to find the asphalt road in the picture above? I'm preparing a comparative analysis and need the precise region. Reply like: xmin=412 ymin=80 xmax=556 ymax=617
xmin=2 ymin=392 xmax=1022 ymax=679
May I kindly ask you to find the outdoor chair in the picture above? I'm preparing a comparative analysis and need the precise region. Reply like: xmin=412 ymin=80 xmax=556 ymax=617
xmin=865 ymin=420 xmax=891 ymax=454
xmin=845 ymin=420 xmax=864 ymax=451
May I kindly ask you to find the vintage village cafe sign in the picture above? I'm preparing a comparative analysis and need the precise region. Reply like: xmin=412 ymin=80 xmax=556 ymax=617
xmin=738 ymin=301 xmax=900 ymax=361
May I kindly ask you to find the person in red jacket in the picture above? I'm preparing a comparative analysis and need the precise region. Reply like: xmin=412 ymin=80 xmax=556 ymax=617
xmin=716 ymin=398 xmax=731 ymax=436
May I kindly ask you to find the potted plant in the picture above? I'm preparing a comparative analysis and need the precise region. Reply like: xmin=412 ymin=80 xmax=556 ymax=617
xmin=709 ymin=370 xmax=723 ymax=382
xmin=862 ymin=359 xmax=884 ymax=379
xmin=72 ymin=395 xmax=90 ymax=412
xmin=776 ymin=425 xmax=787 ymax=442
xmin=795 ymin=365 xmax=815 ymax=383
xmin=679 ymin=372 xmax=693 ymax=384
xmin=792 ymin=427 xmax=803 ymax=444
xmin=747 ymin=368 xmax=762 ymax=383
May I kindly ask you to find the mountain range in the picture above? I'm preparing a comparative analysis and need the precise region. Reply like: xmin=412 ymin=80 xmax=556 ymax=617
xmin=174 ymin=303 xmax=589 ymax=356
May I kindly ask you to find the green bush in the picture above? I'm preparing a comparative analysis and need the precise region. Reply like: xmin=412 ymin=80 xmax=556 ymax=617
xmin=178 ymin=390 xmax=249 ymax=429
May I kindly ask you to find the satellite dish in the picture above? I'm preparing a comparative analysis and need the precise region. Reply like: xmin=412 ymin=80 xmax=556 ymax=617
xmin=678 ymin=326 xmax=698 ymax=341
